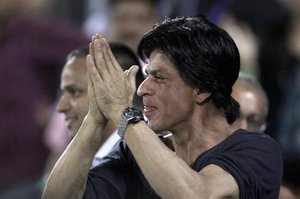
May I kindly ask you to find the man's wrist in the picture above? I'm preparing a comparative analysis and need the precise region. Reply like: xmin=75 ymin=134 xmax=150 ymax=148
xmin=117 ymin=107 xmax=144 ymax=139
xmin=111 ymin=105 xmax=128 ymax=126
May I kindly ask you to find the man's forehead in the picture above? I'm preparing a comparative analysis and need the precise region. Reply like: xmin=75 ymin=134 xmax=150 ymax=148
xmin=63 ymin=57 xmax=87 ymax=72
xmin=144 ymin=51 xmax=176 ymax=73
xmin=60 ymin=69 xmax=87 ymax=89
xmin=147 ymin=50 xmax=171 ymax=65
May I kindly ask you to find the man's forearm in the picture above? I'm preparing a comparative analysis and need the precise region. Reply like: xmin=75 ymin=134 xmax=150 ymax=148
xmin=42 ymin=116 xmax=105 ymax=199
xmin=124 ymin=122 xmax=205 ymax=199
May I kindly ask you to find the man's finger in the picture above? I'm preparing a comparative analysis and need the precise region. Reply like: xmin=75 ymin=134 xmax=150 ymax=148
xmin=87 ymin=68 xmax=94 ymax=100
xmin=127 ymin=65 xmax=139 ymax=91
xmin=86 ymin=54 xmax=103 ymax=84
xmin=102 ymin=38 xmax=123 ymax=74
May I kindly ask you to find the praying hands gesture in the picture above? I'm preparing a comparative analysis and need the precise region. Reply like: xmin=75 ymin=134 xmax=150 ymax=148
xmin=42 ymin=34 xmax=140 ymax=199
xmin=86 ymin=34 xmax=140 ymax=126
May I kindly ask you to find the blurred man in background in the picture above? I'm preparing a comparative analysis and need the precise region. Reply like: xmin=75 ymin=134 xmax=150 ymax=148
xmin=232 ymin=72 xmax=268 ymax=133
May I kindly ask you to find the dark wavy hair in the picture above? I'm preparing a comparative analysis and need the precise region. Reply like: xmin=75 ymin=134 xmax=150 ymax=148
xmin=137 ymin=15 xmax=240 ymax=124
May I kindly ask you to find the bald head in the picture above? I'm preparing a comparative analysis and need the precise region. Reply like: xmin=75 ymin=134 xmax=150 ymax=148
xmin=232 ymin=73 xmax=268 ymax=132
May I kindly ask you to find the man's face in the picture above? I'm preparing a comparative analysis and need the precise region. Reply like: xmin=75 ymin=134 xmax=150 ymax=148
xmin=232 ymin=82 xmax=267 ymax=132
xmin=56 ymin=56 xmax=89 ymax=139
xmin=108 ymin=1 xmax=158 ymax=52
xmin=137 ymin=50 xmax=196 ymax=132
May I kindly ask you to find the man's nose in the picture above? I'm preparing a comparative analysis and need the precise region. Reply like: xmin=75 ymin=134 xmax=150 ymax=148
xmin=56 ymin=94 xmax=70 ymax=113
xmin=137 ymin=77 xmax=154 ymax=97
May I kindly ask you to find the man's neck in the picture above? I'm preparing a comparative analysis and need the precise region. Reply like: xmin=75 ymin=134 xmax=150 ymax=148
xmin=171 ymin=105 xmax=240 ymax=165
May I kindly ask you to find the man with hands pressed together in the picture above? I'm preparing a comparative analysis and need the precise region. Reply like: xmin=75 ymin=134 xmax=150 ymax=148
xmin=43 ymin=16 xmax=282 ymax=199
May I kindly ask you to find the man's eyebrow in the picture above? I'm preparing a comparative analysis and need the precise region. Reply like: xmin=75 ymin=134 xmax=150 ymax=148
xmin=61 ymin=83 xmax=72 ymax=89
xmin=61 ymin=84 xmax=78 ymax=91
xmin=145 ymin=67 xmax=166 ymax=75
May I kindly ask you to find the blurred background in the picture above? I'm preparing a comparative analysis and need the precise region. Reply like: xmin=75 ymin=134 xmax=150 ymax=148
xmin=0 ymin=0 xmax=299 ymax=198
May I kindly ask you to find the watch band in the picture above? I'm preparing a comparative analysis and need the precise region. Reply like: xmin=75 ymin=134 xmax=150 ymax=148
xmin=117 ymin=107 xmax=144 ymax=139
xmin=117 ymin=113 xmax=130 ymax=139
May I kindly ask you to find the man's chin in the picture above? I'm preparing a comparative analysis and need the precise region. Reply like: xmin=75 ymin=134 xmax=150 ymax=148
xmin=68 ymin=126 xmax=79 ymax=141
xmin=68 ymin=131 xmax=76 ymax=141
xmin=147 ymin=121 xmax=163 ymax=132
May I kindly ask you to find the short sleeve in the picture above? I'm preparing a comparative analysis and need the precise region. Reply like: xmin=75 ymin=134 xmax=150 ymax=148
xmin=192 ymin=130 xmax=283 ymax=199
xmin=210 ymin=132 xmax=282 ymax=199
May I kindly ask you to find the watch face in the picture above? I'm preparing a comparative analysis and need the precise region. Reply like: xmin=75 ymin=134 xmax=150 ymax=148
xmin=125 ymin=107 xmax=143 ymax=121
xmin=118 ymin=107 xmax=144 ymax=139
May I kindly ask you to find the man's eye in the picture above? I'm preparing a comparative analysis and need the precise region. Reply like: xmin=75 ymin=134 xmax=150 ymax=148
xmin=154 ymin=75 xmax=164 ymax=81
xmin=246 ymin=114 xmax=266 ymax=131
xmin=70 ymin=89 xmax=82 ymax=97
xmin=247 ymin=114 xmax=264 ymax=124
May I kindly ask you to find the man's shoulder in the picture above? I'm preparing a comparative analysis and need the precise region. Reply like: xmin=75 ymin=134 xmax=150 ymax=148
xmin=193 ymin=129 xmax=283 ymax=198
xmin=192 ymin=129 xmax=282 ymax=170
xmin=227 ymin=129 xmax=281 ymax=151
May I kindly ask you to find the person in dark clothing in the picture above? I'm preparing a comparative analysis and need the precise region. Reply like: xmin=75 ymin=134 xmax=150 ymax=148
xmin=43 ymin=16 xmax=283 ymax=199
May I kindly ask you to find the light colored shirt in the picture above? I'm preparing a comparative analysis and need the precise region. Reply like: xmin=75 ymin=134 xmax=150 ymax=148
xmin=92 ymin=130 xmax=120 ymax=167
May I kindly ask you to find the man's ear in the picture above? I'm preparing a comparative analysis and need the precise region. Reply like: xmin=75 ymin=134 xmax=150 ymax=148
xmin=194 ymin=89 xmax=211 ymax=105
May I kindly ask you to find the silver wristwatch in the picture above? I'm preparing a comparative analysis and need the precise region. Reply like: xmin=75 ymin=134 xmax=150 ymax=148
xmin=117 ymin=107 xmax=144 ymax=139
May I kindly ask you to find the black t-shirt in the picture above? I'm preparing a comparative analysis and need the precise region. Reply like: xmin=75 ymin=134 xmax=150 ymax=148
xmin=84 ymin=129 xmax=283 ymax=199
